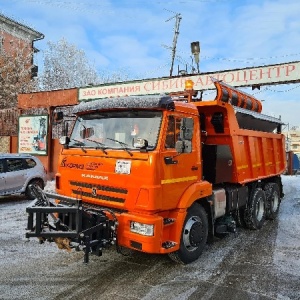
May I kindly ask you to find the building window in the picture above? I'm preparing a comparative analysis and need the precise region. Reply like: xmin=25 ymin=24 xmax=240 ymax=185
xmin=0 ymin=36 xmax=3 ymax=52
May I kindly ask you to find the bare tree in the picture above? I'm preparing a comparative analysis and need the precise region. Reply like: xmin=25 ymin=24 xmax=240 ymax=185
xmin=0 ymin=44 xmax=37 ymax=109
xmin=0 ymin=37 xmax=131 ymax=108
xmin=98 ymin=68 xmax=130 ymax=84
xmin=39 ymin=38 xmax=100 ymax=90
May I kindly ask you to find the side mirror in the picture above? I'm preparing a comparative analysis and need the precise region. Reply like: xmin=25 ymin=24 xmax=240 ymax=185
xmin=180 ymin=118 xmax=194 ymax=140
xmin=59 ymin=136 xmax=70 ymax=148
xmin=52 ymin=111 xmax=64 ymax=124
xmin=133 ymin=137 xmax=148 ymax=149
xmin=183 ymin=140 xmax=192 ymax=153
xmin=176 ymin=118 xmax=194 ymax=154
xmin=175 ymin=140 xmax=184 ymax=153
xmin=175 ymin=140 xmax=192 ymax=154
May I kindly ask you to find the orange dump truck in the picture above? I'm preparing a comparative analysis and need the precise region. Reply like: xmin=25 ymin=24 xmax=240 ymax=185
xmin=26 ymin=79 xmax=286 ymax=263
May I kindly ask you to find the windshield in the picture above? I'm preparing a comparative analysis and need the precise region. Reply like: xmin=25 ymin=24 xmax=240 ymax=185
xmin=69 ymin=110 xmax=162 ymax=151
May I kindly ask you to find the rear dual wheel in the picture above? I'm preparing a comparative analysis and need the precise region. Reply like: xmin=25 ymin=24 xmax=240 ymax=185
xmin=244 ymin=188 xmax=266 ymax=230
xmin=264 ymin=183 xmax=280 ymax=220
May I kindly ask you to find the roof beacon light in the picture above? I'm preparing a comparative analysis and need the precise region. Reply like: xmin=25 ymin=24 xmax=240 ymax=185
xmin=185 ymin=79 xmax=194 ymax=91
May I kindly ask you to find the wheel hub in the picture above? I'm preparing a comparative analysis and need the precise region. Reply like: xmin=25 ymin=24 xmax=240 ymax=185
xmin=183 ymin=216 xmax=203 ymax=252
xmin=271 ymin=192 xmax=279 ymax=211
xmin=256 ymin=196 xmax=265 ymax=221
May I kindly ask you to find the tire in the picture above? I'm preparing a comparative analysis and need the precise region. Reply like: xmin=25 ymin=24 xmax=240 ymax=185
xmin=264 ymin=183 xmax=280 ymax=220
xmin=244 ymin=188 xmax=266 ymax=230
xmin=168 ymin=203 xmax=208 ymax=264
xmin=25 ymin=179 xmax=44 ymax=200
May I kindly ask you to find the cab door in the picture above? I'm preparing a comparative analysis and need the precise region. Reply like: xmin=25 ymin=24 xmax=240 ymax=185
xmin=160 ymin=114 xmax=201 ymax=209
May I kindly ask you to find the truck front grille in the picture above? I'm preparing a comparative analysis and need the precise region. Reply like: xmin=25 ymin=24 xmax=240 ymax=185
xmin=70 ymin=181 xmax=127 ymax=203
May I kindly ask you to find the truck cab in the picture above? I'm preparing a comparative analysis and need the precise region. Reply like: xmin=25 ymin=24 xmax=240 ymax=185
xmin=54 ymin=94 xmax=212 ymax=262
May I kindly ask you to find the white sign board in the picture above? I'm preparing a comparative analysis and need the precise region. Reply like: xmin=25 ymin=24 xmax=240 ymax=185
xmin=79 ymin=61 xmax=300 ymax=101
xmin=18 ymin=115 xmax=48 ymax=155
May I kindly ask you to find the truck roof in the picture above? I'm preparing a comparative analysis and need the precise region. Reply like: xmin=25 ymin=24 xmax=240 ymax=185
xmin=73 ymin=95 xmax=175 ymax=114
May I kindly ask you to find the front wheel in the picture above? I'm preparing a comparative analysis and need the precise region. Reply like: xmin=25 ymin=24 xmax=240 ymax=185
xmin=168 ymin=203 xmax=208 ymax=264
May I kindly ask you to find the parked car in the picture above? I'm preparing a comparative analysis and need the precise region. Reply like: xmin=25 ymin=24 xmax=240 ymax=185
xmin=0 ymin=153 xmax=47 ymax=199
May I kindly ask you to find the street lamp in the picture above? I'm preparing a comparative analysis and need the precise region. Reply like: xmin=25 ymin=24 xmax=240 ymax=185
xmin=191 ymin=41 xmax=200 ymax=73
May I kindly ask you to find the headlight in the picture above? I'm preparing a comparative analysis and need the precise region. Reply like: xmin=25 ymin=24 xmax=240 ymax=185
xmin=130 ymin=221 xmax=154 ymax=236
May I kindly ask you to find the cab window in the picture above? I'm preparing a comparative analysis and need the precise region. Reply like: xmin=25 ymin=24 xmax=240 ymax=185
xmin=165 ymin=115 xmax=182 ymax=149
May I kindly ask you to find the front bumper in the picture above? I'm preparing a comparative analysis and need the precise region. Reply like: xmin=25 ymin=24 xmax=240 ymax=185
xmin=25 ymin=185 xmax=116 ymax=263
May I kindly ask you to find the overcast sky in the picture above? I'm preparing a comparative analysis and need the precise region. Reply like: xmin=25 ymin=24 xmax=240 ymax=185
xmin=1 ymin=0 xmax=300 ymax=129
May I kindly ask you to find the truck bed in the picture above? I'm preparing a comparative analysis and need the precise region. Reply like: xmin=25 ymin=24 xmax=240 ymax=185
xmin=196 ymin=81 xmax=286 ymax=185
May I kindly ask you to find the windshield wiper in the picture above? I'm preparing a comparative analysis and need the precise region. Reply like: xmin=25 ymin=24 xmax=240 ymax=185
xmin=86 ymin=138 xmax=108 ymax=155
xmin=106 ymin=137 xmax=133 ymax=156
xmin=71 ymin=139 xmax=87 ymax=153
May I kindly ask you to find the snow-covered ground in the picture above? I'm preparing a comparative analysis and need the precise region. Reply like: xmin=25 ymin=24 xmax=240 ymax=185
xmin=44 ymin=180 xmax=55 ymax=192
xmin=0 ymin=175 xmax=299 ymax=299
xmin=274 ymin=175 xmax=300 ymax=278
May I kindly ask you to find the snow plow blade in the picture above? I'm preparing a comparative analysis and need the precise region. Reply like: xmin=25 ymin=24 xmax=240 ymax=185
xmin=25 ymin=184 xmax=117 ymax=263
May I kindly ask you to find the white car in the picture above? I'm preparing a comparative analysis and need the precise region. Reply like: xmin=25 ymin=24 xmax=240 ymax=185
xmin=0 ymin=153 xmax=47 ymax=199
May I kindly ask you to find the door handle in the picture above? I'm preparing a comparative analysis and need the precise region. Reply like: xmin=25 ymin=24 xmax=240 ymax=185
xmin=191 ymin=166 xmax=198 ymax=171
xmin=164 ymin=157 xmax=178 ymax=165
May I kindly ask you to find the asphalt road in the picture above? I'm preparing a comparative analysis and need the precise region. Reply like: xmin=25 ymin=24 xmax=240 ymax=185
xmin=0 ymin=175 xmax=299 ymax=300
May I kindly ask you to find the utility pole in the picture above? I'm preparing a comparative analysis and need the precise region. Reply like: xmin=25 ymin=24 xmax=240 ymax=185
xmin=166 ymin=12 xmax=182 ymax=77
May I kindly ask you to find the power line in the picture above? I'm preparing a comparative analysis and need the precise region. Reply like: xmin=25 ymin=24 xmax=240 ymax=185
xmin=264 ymin=84 xmax=300 ymax=93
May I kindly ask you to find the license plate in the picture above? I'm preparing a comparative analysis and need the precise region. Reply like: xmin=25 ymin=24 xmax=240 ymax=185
xmin=115 ymin=160 xmax=131 ymax=174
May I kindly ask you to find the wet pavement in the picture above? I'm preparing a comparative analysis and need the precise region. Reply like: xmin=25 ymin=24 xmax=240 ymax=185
xmin=0 ymin=175 xmax=299 ymax=300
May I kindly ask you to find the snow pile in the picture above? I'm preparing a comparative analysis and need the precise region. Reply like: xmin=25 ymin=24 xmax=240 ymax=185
xmin=44 ymin=180 xmax=55 ymax=192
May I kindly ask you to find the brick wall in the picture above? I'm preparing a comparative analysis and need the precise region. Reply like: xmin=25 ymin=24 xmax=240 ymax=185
xmin=0 ymin=136 xmax=10 ymax=152
xmin=0 ymin=108 xmax=19 ymax=136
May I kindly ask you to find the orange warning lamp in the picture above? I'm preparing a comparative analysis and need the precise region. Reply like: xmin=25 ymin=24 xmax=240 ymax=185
xmin=185 ymin=79 xmax=194 ymax=91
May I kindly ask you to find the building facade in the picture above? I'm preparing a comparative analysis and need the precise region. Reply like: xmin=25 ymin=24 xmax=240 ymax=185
xmin=285 ymin=129 xmax=300 ymax=157
xmin=0 ymin=13 xmax=44 ymax=151
xmin=0 ymin=13 xmax=44 ymax=69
